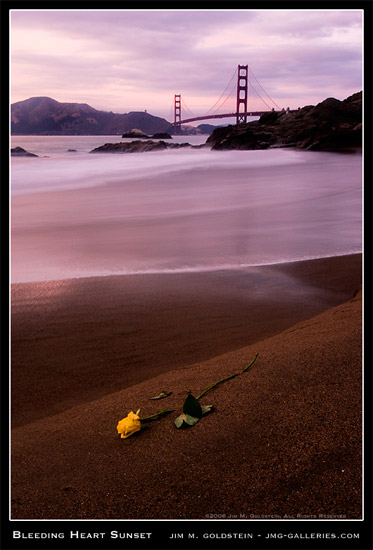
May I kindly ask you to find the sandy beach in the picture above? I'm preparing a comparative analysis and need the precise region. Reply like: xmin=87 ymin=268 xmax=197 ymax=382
xmin=11 ymin=253 xmax=362 ymax=520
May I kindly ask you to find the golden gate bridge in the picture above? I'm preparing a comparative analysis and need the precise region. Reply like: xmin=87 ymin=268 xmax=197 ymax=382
xmin=172 ymin=65 xmax=289 ymax=134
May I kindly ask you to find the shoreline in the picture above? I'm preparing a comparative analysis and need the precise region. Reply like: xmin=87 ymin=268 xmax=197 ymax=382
xmin=11 ymin=252 xmax=362 ymax=519
xmin=11 ymin=250 xmax=362 ymax=286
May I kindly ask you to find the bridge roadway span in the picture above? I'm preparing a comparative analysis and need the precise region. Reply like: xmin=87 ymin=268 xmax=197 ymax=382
xmin=179 ymin=110 xmax=289 ymax=125
xmin=179 ymin=109 xmax=294 ymax=125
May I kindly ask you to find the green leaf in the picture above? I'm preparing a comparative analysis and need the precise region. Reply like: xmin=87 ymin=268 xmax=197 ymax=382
xmin=183 ymin=394 xmax=202 ymax=418
xmin=150 ymin=390 xmax=172 ymax=400
xmin=184 ymin=414 xmax=200 ymax=426
xmin=174 ymin=413 xmax=200 ymax=429
xmin=201 ymin=404 xmax=214 ymax=415
xmin=174 ymin=414 xmax=187 ymax=428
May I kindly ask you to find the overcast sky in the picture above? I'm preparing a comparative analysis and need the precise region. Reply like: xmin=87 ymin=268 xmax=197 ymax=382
xmin=11 ymin=9 xmax=363 ymax=122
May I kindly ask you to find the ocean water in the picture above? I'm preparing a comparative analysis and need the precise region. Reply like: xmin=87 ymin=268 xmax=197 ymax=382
xmin=11 ymin=135 xmax=362 ymax=283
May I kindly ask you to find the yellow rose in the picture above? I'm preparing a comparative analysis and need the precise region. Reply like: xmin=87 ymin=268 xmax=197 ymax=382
xmin=117 ymin=411 xmax=141 ymax=439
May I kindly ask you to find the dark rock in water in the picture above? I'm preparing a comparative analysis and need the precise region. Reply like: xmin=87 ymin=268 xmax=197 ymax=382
xmin=151 ymin=132 xmax=172 ymax=139
xmin=11 ymin=146 xmax=38 ymax=157
xmin=90 ymin=140 xmax=191 ymax=154
xmin=206 ymin=91 xmax=362 ymax=152
xmin=67 ymin=149 xmax=77 ymax=152
xmin=122 ymin=129 xmax=150 ymax=138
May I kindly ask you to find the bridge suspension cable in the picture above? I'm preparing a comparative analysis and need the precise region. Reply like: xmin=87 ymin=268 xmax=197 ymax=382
xmin=202 ymin=66 xmax=238 ymax=116
xmin=168 ymin=100 xmax=174 ymax=122
xmin=249 ymin=68 xmax=281 ymax=111
xmin=249 ymin=80 xmax=273 ymax=111
xmin=212 ymin=78 xmax=237 ymax=114
xmin=181 ymin=96 xmax=195 ymax=117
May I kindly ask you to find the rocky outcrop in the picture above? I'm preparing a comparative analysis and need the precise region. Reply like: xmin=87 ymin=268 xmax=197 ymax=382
xmin=206 ymin=92 xmax=362 ymax=151
xmin=151 ymin=132 xmax=172 ymax=139
xmin=90 ymin=140 xmax=191 ymax=154
xmin=122 ymin=129 xmax=150 ymax=138
xmin=11 ymin=146 xmax=38 ymax=157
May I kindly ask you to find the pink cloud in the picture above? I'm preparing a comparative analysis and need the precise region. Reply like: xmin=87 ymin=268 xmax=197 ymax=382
xmin=10 ymin=9 xmax=363 ymax=119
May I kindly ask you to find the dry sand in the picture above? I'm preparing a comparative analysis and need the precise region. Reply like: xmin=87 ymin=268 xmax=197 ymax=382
xmin=11 ymin=254 xmax=362 ymax=519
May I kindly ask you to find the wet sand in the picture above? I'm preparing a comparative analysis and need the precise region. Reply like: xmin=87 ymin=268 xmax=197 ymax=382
xmin=11 ymin=253 xmax=362 ymax=519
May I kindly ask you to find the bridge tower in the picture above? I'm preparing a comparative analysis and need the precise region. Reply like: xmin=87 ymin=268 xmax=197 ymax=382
xmin=174 ymin=94 xmax=182 ymax=135
xmin=236 ymin=65 xmax=248 ymax=124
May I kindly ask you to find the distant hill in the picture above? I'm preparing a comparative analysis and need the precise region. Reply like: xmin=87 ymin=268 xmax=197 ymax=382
xmin=196 ymin=123 xmax=228 ymax=135
xmin=11 ymin=97 xmax=174 ymax=136
xmin=180 ymin=123 xmax=227 ymax=135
